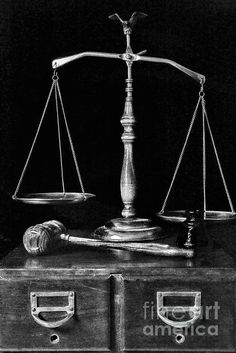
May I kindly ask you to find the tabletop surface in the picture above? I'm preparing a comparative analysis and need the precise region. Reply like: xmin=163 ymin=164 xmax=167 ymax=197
xmin=1 ymin=220 xmax=236 ymax=277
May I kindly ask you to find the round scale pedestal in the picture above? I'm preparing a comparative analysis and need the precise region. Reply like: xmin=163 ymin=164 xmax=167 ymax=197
xmin=94 ymin=217 xmax=164 ymax=242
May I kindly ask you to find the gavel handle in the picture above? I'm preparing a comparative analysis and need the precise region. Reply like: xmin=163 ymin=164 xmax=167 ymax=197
xmin=60 ymin=234 xmax=194 ymax=258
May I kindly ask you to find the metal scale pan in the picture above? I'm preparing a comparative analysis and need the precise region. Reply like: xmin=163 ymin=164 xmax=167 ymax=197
xmin=13 ymin=192 xmax=95 ymax=205
xmin=157 ymin=210 xmax=236 ymax=223
xmin=12 ymin=72 xmax=94 ymax=205
xmin=156 ymin=83 xmax=236 ymax=223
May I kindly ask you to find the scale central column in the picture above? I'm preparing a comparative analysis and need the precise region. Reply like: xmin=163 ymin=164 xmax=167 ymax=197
xmin=93 ymin=13 xmax=162 ymax=242
xmin=121 ymin=60 xmax=136 ymax=218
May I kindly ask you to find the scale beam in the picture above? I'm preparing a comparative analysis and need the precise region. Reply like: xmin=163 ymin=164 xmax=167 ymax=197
xmin=52 ymin=52 xmax=120 ymax=68
xmin=139 ymin=56 xmax=205 ymax=84
xmin=52 ymin=51 xmax=205 ymax=84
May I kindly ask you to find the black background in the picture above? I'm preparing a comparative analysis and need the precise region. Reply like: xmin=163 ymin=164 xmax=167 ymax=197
xmin=1 ymin=0 xmax=236 ymax=250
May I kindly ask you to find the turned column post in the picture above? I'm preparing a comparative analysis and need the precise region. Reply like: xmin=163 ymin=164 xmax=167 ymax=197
xmin=94 ymin=12 xmax=161 ymax=241
xmin=120 ymin=60 xmax=136 ymax=218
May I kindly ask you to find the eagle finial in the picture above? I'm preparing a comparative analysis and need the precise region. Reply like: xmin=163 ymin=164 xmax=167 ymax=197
xmin=109 ymin=12 xmax=147 ymax=34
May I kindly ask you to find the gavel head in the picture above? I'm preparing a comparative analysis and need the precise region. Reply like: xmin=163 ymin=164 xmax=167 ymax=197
xmin=23 ymin=220 xmax=66 ymax=255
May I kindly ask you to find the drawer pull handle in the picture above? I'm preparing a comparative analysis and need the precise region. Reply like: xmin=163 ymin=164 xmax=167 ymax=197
xmin=157 ymin=291 xmax=201 ymax=328
xmin=30 ymin=291 xmax=74 ymax=328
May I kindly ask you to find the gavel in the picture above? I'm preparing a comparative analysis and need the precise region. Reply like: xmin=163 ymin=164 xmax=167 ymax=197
xmin=23 ymin=220 xmax=194 ymax=258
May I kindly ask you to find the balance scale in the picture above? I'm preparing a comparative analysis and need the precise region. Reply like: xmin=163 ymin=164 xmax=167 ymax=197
xmin=12 ymin=12 xmax=236 ymax=242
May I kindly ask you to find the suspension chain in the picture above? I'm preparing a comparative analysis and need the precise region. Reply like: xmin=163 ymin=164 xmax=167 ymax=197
xmin=56 ymin=80 xmax=86 ymax=197
xmin=201 ymin=82 xmax=206 ymax=213
xmin=13 ymin=71 xmax=86 ymax=198
xmin=160 ymin=94 xmax=201 ymax=213
xmin=13 ymin=74 xmax=56 ymax=198
xmin=201 ymin=97 xmax=235 ymax=213
xmin=54 ymin=72 xmax=66 ymax=195
xmin=161 ymin=80 xmax=235 ymax=214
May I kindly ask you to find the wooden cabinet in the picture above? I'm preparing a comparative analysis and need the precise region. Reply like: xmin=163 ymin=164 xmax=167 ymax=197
xmin=0 ymin=227 xmax=236 ymax=352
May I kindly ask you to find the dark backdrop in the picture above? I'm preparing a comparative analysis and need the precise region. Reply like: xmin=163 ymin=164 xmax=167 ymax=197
xmin=1 ymin=0 xmax=236 ymax=250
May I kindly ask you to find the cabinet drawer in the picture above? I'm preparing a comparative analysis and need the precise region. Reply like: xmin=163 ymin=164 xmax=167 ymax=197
xmin=0 ymin=277 xmax=110 ymax=351
xmin=122 ymin=276 xmax=235 ymax=352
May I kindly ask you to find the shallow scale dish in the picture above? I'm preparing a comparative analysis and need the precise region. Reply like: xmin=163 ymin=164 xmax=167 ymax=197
xmin=13 ymin=192 xmax=95 ymax=205
xmin=156 ymin=210 xmax=236 ymax=223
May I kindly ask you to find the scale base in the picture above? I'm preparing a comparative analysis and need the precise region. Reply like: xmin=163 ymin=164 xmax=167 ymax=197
xmin=93 ymin=217 xmax=163 ymax=242
xmin=157 ymin=210 xmax=236 ymax=223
